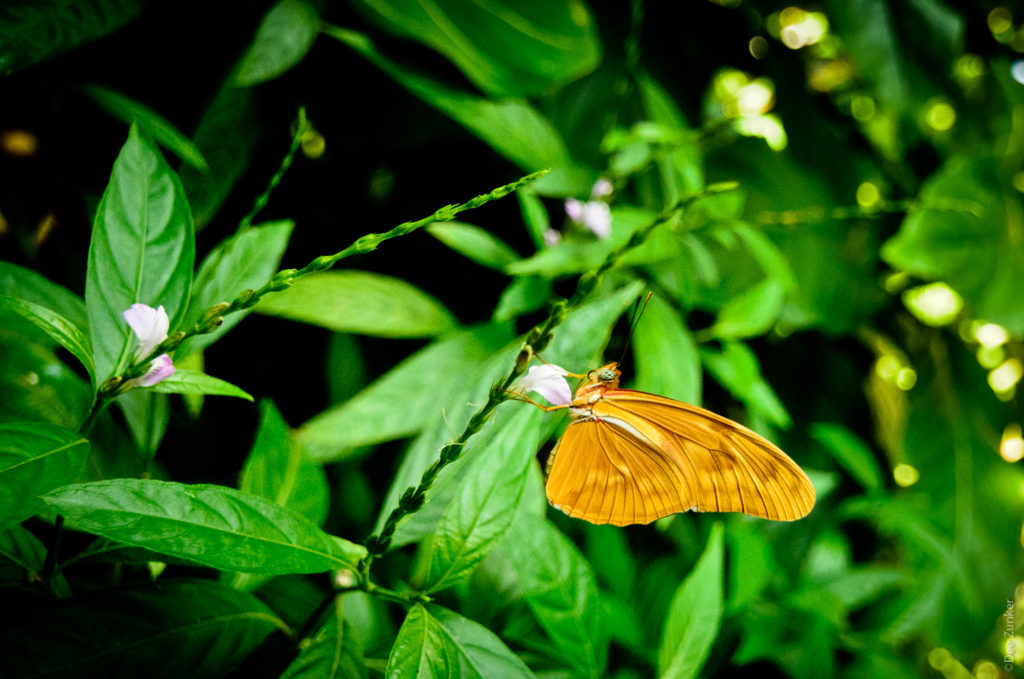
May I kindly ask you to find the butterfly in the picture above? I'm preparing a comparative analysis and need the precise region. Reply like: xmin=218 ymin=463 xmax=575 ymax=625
xmin=517 ymin=362 xmax=815 ymax=526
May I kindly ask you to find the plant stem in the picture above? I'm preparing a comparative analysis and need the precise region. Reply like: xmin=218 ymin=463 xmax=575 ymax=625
xmin=359 ymin=183 xmax=737 ymax=573
xmin=238 ymin=107 xmax=308 ymax=233
xmin=39 ymin=514 xmax=64 ymax=592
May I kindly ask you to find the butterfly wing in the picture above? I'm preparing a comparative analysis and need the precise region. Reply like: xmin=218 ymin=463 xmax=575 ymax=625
xmin=545 ymin=418 xmax=692 ymax=526
xmin=545 ymin=390 xmax=815 ymax=525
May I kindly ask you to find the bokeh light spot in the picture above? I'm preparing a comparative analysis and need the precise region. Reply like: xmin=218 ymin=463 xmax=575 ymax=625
xmin=895 ymin=367 xmax=917 ymax=391
xmin=989 ymin=8 xmax=1014 ymax=35
xmin=974 ymin=322 xmax=1010 ymax=348
xmin=1001 ymin=424 xmax=1024 ymax=463
xmin=0 ymin=129 xmax=39 ymax=157
xmin=856 ymin=182 xmax=881 ymax=208
xmin=989 ymin=358 xmax=1023 ymax=395
xmin=925 ymin=100 xmax=957 ymax=131
xmin=749 ymin=36 xmax=768 ymax=59
xmin=977 ymin=345 xmax=1006 ymax=370
xmin=851 ymin=95 xmax=876 ymax=121
xmin=894 ymin=463 xmax=919 ymax=487
xmin=902 ymin=282 xmax=963 ymax=326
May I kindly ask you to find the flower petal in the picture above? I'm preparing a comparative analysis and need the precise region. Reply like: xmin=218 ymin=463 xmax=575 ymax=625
xmin=591 ymin=178 xmax=613 ymax=199
xmin=128 ymin=354 xmax=176 ymax=388
xmin=543 ymin=229 xmax=562 ymax=247
xmin=516 ymin=364 xmax=572 ymax=406
xmin=123 ymin=303 xmax=170 ymax=359
xmin=564 ymin=198 xmax=584 ymax=223
xmin=581 ymin=202 xmax=612 ymax=239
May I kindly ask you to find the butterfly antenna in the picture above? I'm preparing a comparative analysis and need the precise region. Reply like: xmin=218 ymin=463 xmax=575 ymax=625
xmin=618 ymin=291 xmax=653 ymax=364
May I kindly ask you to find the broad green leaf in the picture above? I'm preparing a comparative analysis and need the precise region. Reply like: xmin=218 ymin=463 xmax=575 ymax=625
xmin=0 ymin=524 xmax=71 ymax=597
xmin=423 ymin=406 xmax=540 ymax=593
xmin=84 ymin=85 xmax=208 ymax=170
xmin=381 ymin=282 xmax=642 ymax=548
xmin=353 ymin=0 xmax=599 ymax=97
xmin=179 ymin=84 xmax=259 ymax=230
xmin=149 ymin=368 xmax=254 ymax=401
xmin=0 ymin=260 xmax=88 ymax=332
xmin=497 ymin=517 xmax=608 ymax=678
xmin=881 ymin=155 xmax=1024 ymax=333
xmin=386 ymin=604 xmax=535 ymax=678
xmin=116 ymin=389 xmax=169 ymax=458
xmin=637 ymin=73 xmax=703 ymax=205
xmin=709 ymin=278 xmax=786 ymax=340
xmin=0 ymin=579 xmax=287 ymax=678
xmin=0 ymin=422 xmax=89 ymax=530
xmin=178 ymin=220 xmax=294 ymax=357
xmin=43 ymin=479 xmax=365 ymax=573
xmin=427 ymin=221 xmax=520 ymax=270
xmin=658 ymin=523 xmax=724 ymax=679
xmin=700 ymin=342 xmax=791 ymax=429
xmin=726 ymin=521 xmax=774 ymax=612
xmin=823 ymin=567 xmax=906 ymax=610
xmin=282 ymin=596 xmax=367 ymax=679
xmin=633 ymin=295 xmax=701 ymax=405
xmin=242 ymin=401 xmax=328 ymax=525
xmin=0 ymin=0 xmax=145 ymax=75
xmin=85 ymin=125 xmax=195 ymax=382
xmin=733 ymin=223 xmax=796 ymax=290
xmin=298 ymin=325 xmax=509 ymax=462
xmin=235 ymin=0 xmax=319 ymax=86
xmin=493 ymin=276 xmax=551 ymax=322
xmin=0 ymin=294 xmax=96 ymax=389
xmin=256 ymin=271 xmax=456 ymax=338
xmin=809 ymin=423 xmax=884 ymax=492
xmin=326 ymin=26 xmax=571 ymax=172
xmin=0 ymin=330 xmax=91 ymax=429
xmin=517 ymin=190 xmax=550 ymax=248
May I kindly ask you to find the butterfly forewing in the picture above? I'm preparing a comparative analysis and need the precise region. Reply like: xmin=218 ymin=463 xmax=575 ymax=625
xmin=545 ymin=388 xmax=815 ymax=525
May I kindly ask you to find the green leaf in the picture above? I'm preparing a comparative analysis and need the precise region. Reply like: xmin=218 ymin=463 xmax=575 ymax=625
xmin=386 ymin=604 xmax=535 ymax=678
xmin=700 ymin=342 xmax=791 ymax=429
xmin=0 ymin=579 xmax=287 ymax=678
xmin=517 ymin=190 xmax=550 ymax=248
xmin=256 ymin=271 xmax=456 ymax=338
xmin=380 ymin=282 xmax=642 ymax=548
xmin=497 ymin=517 xmax=608 ymax=678
xmin=809 ymin=423 xmax=884 ymax=492
xmin=658 ymin=523 xmax=724 ymax=679
xmin=426 ymin=221 xmax=520 ymax=270
xmin=0 ymin=524 xmax=71 ymax=597
xmin=636 ymin=73 xmax=703 ymax=203
xmin=243 ymin=401 xmax=328 ymax=525
xmin=709 ymin=277 xmax=786 ymax=340
xmin=326 ymin=26 xmax=571 ymax=172
xmin=178 ymin=220 xmax=294 ymax=357
xmin=116 ymin=389 xmax=169 ymax=458
xmin=85 ymin=125 xmax=195 ymax=382
xmin=0 ymin=294 xmax=96 ymax=389
xmin=297 ymin=325 xmax=509 ymax=462
xmin=235 ymin=0 xmax=320 ymax=86
xmin=0 ymin=260 xmax=88 ymax=332
xmin=633 ymin=295 xmax=701 ymax=405
xmin=0 ymin=330 xmax=92 ymax=429
xmin=282 ymin=596 xmax=367 ymax=679
xmin=0 ymin=0 xmax=146 ymax=75
xmin=493 ymin=276 xmax=551 ymax=322
xmin=881 ymin=155 xmax=1024 ymax=333
xmin=43 ymin=479 xmax=366 ymax=573
xmin=353 ymin=0 xmax=599 ymax=98
xmin=83 ymin=85 xmax=208 ymax=171
xmin=423 ymin=407 xmax=540 ymax=593
xmin=0 ymin=422 xmax=89 ymax=530
xmin=148 ymin=368 xmax=253 ymax=401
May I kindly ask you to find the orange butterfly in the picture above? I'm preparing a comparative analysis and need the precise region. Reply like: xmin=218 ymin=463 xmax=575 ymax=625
xmin=516 ymin=362 xmax=815 ymax=526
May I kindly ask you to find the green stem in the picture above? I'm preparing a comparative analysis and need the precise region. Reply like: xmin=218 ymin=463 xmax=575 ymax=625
xmin=359 ymin=183 xmax=736 ymax=571
xmin=102 ymin=169 xmax=550 ymax=400
xmin=39 ymin=514 xmax=64 ymax=592
xmin=238 ymin=107 xmax=308 ymax=233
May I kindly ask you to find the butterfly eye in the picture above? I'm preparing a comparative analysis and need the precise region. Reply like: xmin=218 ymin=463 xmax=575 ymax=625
xmin=598 ymin=368 xmax=616 ymax=381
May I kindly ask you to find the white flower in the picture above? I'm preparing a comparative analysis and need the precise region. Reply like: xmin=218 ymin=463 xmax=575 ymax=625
xmin=543 ymin=228 xmax=562 ymax=247
xmin=122 ymin=303 xmax=175 ymax=388
xmin=516 ymin=364 xmax=572 ymax=406
xmin=564 ymin=179 xmax=613 ymax=240
xmin=123 ymin=303 xmax=169 ymax=360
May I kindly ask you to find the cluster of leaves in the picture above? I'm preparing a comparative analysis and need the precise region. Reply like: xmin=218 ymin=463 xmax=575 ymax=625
xmin=1 ymin=1 xmax=1022 ymax=678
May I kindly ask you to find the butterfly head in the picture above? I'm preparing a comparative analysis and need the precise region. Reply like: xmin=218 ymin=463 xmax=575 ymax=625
xmin=589 ymin=362 xmax=621 ymax=387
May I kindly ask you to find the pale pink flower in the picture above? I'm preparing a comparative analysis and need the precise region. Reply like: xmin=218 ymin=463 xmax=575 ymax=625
xmin=122 ymin=303 xmax=175 ymax=388
xmin=543 ymin=228 xmax=562 ymax=247
xmin=591 ymin=178 xmax=613 ymax=199
xmin=516 ymin=364 xmax=572 ymax=406
xmin=564 ymin=178 xmax=613 ymax=239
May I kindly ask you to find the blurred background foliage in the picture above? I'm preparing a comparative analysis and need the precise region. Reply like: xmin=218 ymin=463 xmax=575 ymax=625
xmin=1 ymin=0 xmax=1023 ymax=677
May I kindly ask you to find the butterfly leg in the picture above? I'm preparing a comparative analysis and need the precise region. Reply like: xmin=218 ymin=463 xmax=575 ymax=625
xmin=504 ymin=391 xmax=570 ymax=412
